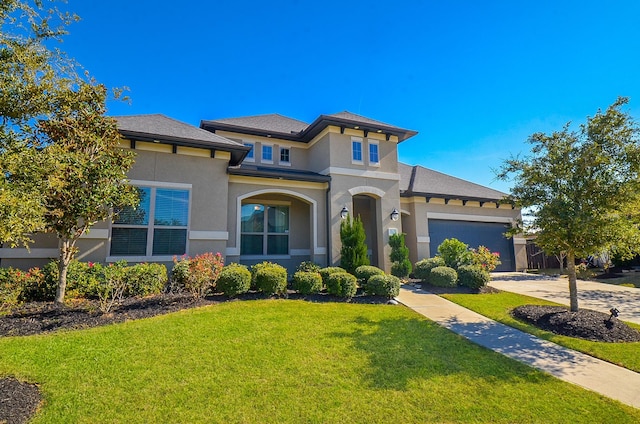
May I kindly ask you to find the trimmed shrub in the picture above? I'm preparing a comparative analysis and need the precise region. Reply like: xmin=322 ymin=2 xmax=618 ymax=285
xmin=126 ymin=263 xmax=168 ymax=297
xmin=325 ymin=272 xmax=358 ymax=299
xmin=319 ymin=267 xmax=346 ymax=287
xmin=169 ymin=257 xmax=191 ymax=293
xmin=42 ymin=260 xmax=104 ymax=300
xmin=296 ymin=261 xmax=321 ymax=273
xmin=389 ymin=233 xmax=412 ymax=278
xmin=292 ymin=271 xmax=323 ymax=295
xmin=340 ymin=215 xmax=369 ymax=274
xmin=457 ymin=265 xmax=490 ymax=289
xmin=354 ymin=265 xmax=385 ymax=285
xmin=253 ymin=262 xmax=288 ymax=296
xmin=217 ymin=263 xmax=251 ymax=297
xmin=437 ymin=238 xmax=472 ymax=269
xmin=172 ymin=253 xmax=224 ymax=298
xmin=429 ymin=266 xmax=458 ymax=287
xmin=413 ymin=257 xmax=445 ymax=282
xmin=365 ymin=274 xmax=401 ymax=298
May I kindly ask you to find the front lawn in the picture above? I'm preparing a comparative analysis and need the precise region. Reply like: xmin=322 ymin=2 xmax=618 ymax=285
xmin=442 ymin=291 xmax=640 ymax=372
xmin=2 ymin=300 xmax=639 ymax=423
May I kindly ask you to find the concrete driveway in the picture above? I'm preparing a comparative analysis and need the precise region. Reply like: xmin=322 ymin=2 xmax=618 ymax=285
xmin=489 ymin=272 xmax=640 ymax=324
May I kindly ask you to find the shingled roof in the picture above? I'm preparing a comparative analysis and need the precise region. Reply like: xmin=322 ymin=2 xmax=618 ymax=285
xmin=399 ymin=162 xmax=508 ymax=203
xmin=115 ymin=114 xmax=249 ymax=166
xmin=201 ymin=111 xmax=417 ymax=143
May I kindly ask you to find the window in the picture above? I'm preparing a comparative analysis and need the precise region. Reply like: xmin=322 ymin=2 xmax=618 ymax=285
xmin=352 ymin=139 xmax=363 ymax=163
xmin=369 ymin=141 xmax=379 ymax=165
xmin=240 ymin=203 xmax=289 ymax=255
xmin=111 ymin=186 xmax=189 ymax=257
xmin=280 ymin=147 xmax=290 ymax=164
xmin=244 ymin=143 xmax=254 ymax=161
xmin=262 ymin=145 xmax=273 ymax=163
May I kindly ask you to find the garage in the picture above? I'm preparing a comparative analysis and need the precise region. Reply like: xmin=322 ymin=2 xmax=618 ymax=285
xmin=428 ymin=219 xmax=515 ymax=271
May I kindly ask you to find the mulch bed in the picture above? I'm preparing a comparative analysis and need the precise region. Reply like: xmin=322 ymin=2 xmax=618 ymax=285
xmin=512 ymin=305 xmax=640 ymax=342
xmin=0 ymin=377 xmax=41 ymax=424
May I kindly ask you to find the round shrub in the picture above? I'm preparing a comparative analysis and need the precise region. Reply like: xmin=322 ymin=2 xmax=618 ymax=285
xmin=365 ymin=274 xmax=401 ymax=298
xmin=437 ymin=238 xmax=472 ymax=268
xmin=413 ymin=257 xmax=445 ymax=282
xmin=292 ymin=271 xmax=323 ymax=295
xmin=391 ymin=259 xmax=412 ymax=279
xmin=217 ymin=263 xmax=251 ymax=297
xmin=319 ymin=267 xmax=346 ymax=287
xmin=42 ymin=260 xmax=104 ymax=300
xmin=296 ymin=261 xmax=321 ymax=273
xmin=325 ymin=272 xmax=357 ymax=299
xmin=429 ymin=266 xmax=458 ymax=287
xmin=354 ymin=265 xmax=385 ymax=285
xmin=457 ymin=265 xmax=490 ymax=289
xmin=126 ymin=263 xmax=168 ymax=297
xmin=253 ymin=262 xmax=288 ymax=295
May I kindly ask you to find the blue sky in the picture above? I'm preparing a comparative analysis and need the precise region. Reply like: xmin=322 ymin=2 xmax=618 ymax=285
xmin=59 ymin=0 xmax=640 ymax=193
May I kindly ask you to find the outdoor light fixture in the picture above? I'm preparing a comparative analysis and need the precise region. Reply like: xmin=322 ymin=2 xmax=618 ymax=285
xmin=340 ymin=206 xmax=349 ymax=219
xmin=390 ymin=208 xmax=399 ymax=221
xmin=608 ymin=307 xmax=620 ymax=322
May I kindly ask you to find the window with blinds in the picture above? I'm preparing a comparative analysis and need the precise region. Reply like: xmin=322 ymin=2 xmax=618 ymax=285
xmin=240 ymin=203 xmax=289 ymax=255
xmin=111 ymin=186 xmax=189 ymax=257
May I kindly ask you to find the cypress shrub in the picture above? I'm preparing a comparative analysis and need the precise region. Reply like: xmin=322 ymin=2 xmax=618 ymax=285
xmin=340 ymin=215 xmax=369 ymax=274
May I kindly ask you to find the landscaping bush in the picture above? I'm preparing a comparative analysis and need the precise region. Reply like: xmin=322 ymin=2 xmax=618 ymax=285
xmin=364 ymin=274 xmax=401 ymax=298
xmin=413 ymin=257 xmax=445 ymax=282
xmin=97 ymin=261 xmax=128 ymax=313
xmin=296 ymin=261 xmax=321 ymax=273
xmin=325 ymin=272 xmax=357 ymax=299
xmin=354 ymin=265 xmax=385 ymax=285
xmin=126 ymin=263 xmax=167 ymax=297
xmin=389 ymin=233 xmax=412 ymax=278
xmin=0 ymin=268 xmax=25 ymax=311
xmin=253 ymin=262 xmax=288 ymax=296
xmin=292 ymin=271 xmax=323 ymax=295
xmin=172 ymin=253 xmax=224 ymax=298
xmin=42 ymin=260 xmax=104 ymax=300
xmin=470 ymin=246 xmax=501 ymax=272
xmin=457 ymin=265 xmax=490 ymax=289
xmin=429 ymin=266 xmax=458 ymax=287
xmin=217 ymin=263 xmax=251 ymax=297
xmin=319 ymin=266 xmax=346 ymax=287
xmin=437 ymin=238 xmax=472 ymax=269
xmin=340 ymin=215 xmax=369 ymax=274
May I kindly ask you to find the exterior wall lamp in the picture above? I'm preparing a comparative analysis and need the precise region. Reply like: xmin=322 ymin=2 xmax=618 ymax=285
xmin=390 ymin=208 xmax=399 ymax=221
xmin=340 ymin=206 xmax=349 ymax=219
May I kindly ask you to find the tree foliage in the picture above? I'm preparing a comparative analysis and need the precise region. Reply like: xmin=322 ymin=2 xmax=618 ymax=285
xmin=0 ymin=1 xmax=138 ymax=303
xmin=497 ymin=97 xmax=640 ymax=311
xmin=340 ymin=215 xmax=369 ymax=274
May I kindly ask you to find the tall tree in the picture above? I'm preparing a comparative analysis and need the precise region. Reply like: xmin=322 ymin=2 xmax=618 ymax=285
xmin=0 ymin=1 xmax=138 ymax=303
xmin=497 ymin=97 xmax=640 ymax=311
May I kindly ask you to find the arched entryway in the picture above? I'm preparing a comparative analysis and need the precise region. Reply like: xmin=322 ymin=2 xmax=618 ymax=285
xmin=352 ymin=194 xmax=380 ymax=267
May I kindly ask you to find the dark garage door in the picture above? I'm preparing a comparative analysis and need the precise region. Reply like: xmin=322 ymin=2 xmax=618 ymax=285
xmin=428 ymin=219 xmax=515 ymax=271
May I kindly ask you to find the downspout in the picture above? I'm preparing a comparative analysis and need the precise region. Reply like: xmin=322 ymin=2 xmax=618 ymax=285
xmin=326 ymin=180 xmax=332 ymax=267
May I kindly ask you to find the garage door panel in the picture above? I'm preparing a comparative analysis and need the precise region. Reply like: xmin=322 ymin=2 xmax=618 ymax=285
xmin=428 ymin=219 xmax=514 ymax=271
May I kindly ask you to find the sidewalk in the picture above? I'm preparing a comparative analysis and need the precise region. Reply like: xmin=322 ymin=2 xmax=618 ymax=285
xmin=397 ymin=285 xmax=640 ymax=409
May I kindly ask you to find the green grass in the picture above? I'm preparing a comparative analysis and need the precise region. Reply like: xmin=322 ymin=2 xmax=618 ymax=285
xmin=2 ymin=300 xmax=640 ymax=423
xmin=442 ymin=291 xmax=640 ymax=372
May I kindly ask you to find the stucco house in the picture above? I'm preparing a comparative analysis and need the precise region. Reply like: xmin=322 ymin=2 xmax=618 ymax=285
xmin=0 ymin=111 xmax=527 ymax=272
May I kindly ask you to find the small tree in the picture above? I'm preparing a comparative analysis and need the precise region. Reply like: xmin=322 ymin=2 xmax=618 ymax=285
xmin=389 ymin=233 xmax=412 ymax=278
xmin=340 ymin=215 xmax=369 ymax=274
xmin=498 ymin=97 xmax=640 ymax=311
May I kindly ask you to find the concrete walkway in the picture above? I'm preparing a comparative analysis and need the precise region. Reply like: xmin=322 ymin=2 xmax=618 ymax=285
xmin=396 ymin=285 xmax=640 ymax=409
xmin=489 ymin=272 xmax=640 ymax=324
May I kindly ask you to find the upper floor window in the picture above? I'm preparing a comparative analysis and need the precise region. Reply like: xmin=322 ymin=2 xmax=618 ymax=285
xmin=244 ymin=143 xmax=254 ymax=162
xmin=262 ymin=144 xmax=273 ymax=163
xmin=369 ymin=141 xmax=379 ymax=165
xmin=352 ymin=138 xmax=363 ymax=163
xmin=111 ymin=186 xmax=189 ymax=257
xmin=280 ymin=147 xmax=290 ymax=165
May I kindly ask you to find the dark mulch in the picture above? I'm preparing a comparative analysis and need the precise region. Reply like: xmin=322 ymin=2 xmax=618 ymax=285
xmin=0 ymin=377 xmax=41 ymax=424
xmin=512 ymin=305 xmax=640 ymax=343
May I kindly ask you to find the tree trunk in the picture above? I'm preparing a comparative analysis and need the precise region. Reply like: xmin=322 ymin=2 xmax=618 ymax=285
xmin=566 ymin=251 xmax=579 ymax=312
xmin=55 ymin=238 xmax=75 ymax=305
